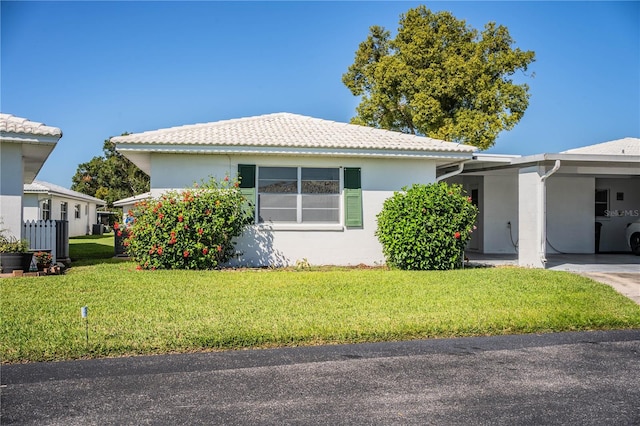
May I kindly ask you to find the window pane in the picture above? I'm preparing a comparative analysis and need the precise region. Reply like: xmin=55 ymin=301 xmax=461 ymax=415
xmin=259 ymin=167 xmax=297 ymax=193
xmin=595 ymin=204 xmax=607 ymax=217
xmin=302 ymin=195 xmax=339 ymax=223
xmin=258 ymin=194 xmax=297 ymax=222
xmin=302 ymin=168 xmax=339 ymax=181
xmin=301 ymin=168 xmax=339 ymax=194
xmin=595 ymin=189 xmax=608 ymax=203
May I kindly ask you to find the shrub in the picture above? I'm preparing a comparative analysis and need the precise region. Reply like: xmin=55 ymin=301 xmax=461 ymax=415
xmin=376 ymin=182 xmax=478 ymax=270
xmin=124 ymin=177 xmax=253 ymax=270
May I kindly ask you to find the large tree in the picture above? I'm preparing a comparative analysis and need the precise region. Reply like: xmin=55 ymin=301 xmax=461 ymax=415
xmin=342 ymin=6 xmax=535 ymax=149
xmin=71 ymin=136 xmax=150 ymax=207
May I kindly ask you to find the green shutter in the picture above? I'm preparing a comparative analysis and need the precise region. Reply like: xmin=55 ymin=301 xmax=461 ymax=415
xmin=238 ymin=164 xmax=256 ymax=188
xmin=344 ymin=168 xmax=362 ymax=228
xmin=238 ymin=165 xmax=256 ymax=221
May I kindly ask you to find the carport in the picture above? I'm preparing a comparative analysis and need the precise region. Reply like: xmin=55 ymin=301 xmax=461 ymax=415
xmin=444 ymin=138 xmax=640 ymax=268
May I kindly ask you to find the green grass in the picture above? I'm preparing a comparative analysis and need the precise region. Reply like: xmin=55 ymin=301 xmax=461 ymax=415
xmin=2 ymin=253 xmax=639 ymax=363
xmin=69 ymin=233 xmax=122 ymax=266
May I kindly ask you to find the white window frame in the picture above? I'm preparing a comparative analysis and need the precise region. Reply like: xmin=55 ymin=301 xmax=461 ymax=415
xmin=60 ymin=202 xmax=68 ymax=221
xmin=41 ymin=199 xmax=51 ymax=220
xmin=74 ymin=204 xmax=81 ymax=219
xmin=595 ymin=188 xmax=609 ymax=218
xmin=256 ymin=166 xmax=344 ymax=231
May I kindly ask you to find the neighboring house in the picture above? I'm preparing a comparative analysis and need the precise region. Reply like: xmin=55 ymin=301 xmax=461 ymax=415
xmin=23 ymin=180 xmax=105 ymax=237
xmin=445 ymin=137 xmax=640 ymax=267
xmin=112 ymin=112 xmax=476 ymax=266
xmin=0 ymin=113 xmax=62 ymax=240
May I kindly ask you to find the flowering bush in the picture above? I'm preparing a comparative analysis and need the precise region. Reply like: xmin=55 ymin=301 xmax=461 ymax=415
xmin=33 ymin=251 xmax=53 ymax=266
xmin=376 ymin=182 xmax=478 ymax=270
xmin=124 ymin=177 xmax=254 ymax=270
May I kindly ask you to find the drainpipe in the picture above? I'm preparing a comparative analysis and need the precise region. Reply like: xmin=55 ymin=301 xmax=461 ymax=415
xmin=539 ymin=160 xmax=561 ymax=264
xmin=436 ymin=159 xmax=471 ymax=182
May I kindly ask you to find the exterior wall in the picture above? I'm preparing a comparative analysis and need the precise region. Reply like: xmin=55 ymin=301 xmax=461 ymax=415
xmin=483 ymin=173 xmax=519 ymax=254
xmin=546 ymin=176 xmax=595 ymax=254
xmin=149 ymin=153 xmax=437 ymax=266
xmin=23 ymin=193 xmax=98 ymax=237
xmin=596 ymin=177 xmax=640 ymax=252
xmin=0 ymin=142 xmax=24 ymax=240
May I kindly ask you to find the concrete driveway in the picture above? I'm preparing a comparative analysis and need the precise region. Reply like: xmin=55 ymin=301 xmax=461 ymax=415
xmin=2 ymin=330 xmax=639 ymax=425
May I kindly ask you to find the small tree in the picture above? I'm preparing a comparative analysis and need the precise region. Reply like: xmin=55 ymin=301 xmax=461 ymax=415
xmin=376 ymin=182 xmax=478 ymax=270
xmin=123 ymin=177 xmax=253 ymax=270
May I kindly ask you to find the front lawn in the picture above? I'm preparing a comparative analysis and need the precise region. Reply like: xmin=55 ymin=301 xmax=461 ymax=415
xmin=2 ymin=259 xmax=639 ymax=363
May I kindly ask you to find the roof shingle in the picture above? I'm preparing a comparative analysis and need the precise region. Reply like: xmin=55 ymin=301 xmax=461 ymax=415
xmin=561 ymin=137 xmax=639 ymax=156
xmin=112 ymin=113 xmax=476 ymax=153
xmin=0 ymin=113 xmax=62 ymax=137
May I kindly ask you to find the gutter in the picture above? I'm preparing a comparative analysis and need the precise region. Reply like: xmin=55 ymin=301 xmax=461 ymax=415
xmin=436 ymin=159 xmax=471 ymax=182
xmin=539 ymin=160 xmax=561 ymax=264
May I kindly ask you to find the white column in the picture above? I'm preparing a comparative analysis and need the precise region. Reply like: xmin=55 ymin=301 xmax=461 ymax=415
xmin=518 ymin=165 xmax=545 ymax=268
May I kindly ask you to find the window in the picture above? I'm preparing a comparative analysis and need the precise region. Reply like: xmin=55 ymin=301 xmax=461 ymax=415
xmin=41 ymin=199 xmax=51 ymax=220
xmin=60 ymin=202 xmax=68 ymax=221
xmin=257 ymin=167 xmax=340 ymax=223
xmin=75 ymin=204 xmax=81 ymax=219
xmin=595 ymin=189 xmax=608 ymax=217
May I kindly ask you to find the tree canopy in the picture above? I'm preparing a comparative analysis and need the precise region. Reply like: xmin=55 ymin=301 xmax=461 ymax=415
xmin=71 ymin=137 xmax=150 ymax=207
xmin=342 ymin=6 xmax=535 ymax=150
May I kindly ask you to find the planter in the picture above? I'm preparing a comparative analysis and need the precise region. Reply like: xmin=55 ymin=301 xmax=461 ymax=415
xmin=0 ymin=252 xmax=33 ymax=274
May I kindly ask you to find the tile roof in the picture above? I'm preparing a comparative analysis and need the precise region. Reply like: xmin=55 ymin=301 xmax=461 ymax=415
xmin=0 ymin=113 xmax=62 ymax=137
xmin=112 ymin=112 xmax=476 ymax=153
xmin=24 ymin=180 xmax=105 ymax=204
xmin=561 ymin=137 xmax=639 ymax=156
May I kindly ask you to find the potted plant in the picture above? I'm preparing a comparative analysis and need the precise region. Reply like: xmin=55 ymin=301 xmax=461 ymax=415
xmin=33 ymin=251 xmax=53 ymax=271
xmin=0 ymin=232 xmax=32 ymax=274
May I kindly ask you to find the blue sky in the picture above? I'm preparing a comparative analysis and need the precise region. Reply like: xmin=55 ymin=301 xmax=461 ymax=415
xmin=2 ymin=1 xmax=638 ymax=188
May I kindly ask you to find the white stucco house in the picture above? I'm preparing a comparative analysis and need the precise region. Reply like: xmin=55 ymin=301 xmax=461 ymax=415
xmin=446 ymin=137 xmax=640 ymax=267
xmin=23 ymin=180 xmax=105 ymax=237
xmin=0 ymin=113 xmax=62 ymax=240
xmin=112 ymin=112 xmax=477 ymax=266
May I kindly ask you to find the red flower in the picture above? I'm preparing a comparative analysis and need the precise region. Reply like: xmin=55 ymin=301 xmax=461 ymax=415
xmin=117 ymin=230 xmax=123 ymax=237
xmin=178 ymin=215 xmax=183 ymax=222
xmin=217 ymin=245 xmax=222 ymax=252
xmin=454 ymin=232 xmax=461 ymax=239
xmin=149 ymin=247 xmax=155 ymax=255
xmin=467 ymin=197 xmax=472 ymax=203
xmin=157 ymin=247 xmax=163 ymax=255
xmin=198 ymin=228 xmax=204 ymax=235
xmin=224 ymin=176 xmax=229 ymax=182
xmin=158 ymin=213 xmax=164 ymax=220
xmin=202 ymin=247 xmax=209 ymax=255
xmin=183 ymin=250 xmax=190 ymax=258
xmin=136 ymin=265 xmax=143 ymax=271
xmin=114 ymin=222 xmax=120 ymax=230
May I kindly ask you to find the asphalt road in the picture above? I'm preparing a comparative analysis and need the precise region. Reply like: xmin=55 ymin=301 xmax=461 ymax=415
xmin=2 ymin=330 xmax=639 ymax=425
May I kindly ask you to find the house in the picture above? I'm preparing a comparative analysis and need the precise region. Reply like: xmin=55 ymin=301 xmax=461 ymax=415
xmin=112 ymin=112 xmax=476 ymax=266
xmin=23 ymin=180 xmax=105 ymax=237
xmin=445 ymin=137 xmax=640 ymax=267
xmin=0 ymin=113 xmax=62 ymax=240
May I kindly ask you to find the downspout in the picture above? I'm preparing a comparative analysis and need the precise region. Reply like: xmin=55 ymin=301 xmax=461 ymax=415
xmin=539 ymin=160 xmax=561 ymax=264
xmin=436 ymin=159 xmax=471 ymax=182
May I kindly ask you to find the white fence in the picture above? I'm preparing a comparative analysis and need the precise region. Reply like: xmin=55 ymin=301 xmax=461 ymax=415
xmin=22 ymin=220 xmax=69 ymax=264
